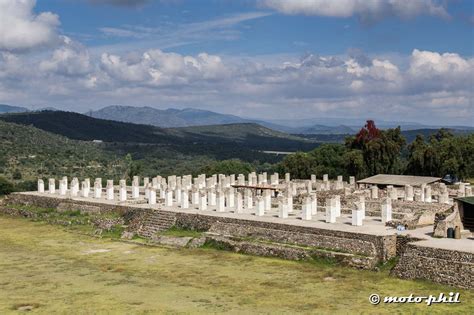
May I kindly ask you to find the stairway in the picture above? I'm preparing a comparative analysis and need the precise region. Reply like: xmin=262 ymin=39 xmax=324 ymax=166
xmin=137 ymin=210 xmax=177 ymax=238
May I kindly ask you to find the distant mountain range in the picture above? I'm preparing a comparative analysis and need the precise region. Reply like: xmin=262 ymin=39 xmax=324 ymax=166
xmin=0 ymin=104 xmax=29 ymax=114
xmin=1 ymin=104 xmax=473 ymax=135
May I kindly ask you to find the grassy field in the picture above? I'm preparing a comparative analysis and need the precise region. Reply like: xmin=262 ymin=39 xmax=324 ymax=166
xmin=0 ymin=216 xmax=472 ymax=314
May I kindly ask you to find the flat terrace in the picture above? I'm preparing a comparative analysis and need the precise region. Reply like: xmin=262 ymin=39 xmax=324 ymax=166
xmin=11 ymin=191 xmax=474 ymax=254
xmin=16 ymin=191 xmax=397 ymax=237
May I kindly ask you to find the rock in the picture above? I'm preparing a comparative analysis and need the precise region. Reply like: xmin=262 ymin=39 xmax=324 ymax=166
xmin=187 ymin=237 xmax=206 ymax=248
xmin=121 ymin=231 xmax=135 ymax=240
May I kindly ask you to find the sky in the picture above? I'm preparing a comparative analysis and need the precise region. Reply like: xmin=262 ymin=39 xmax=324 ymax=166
xmin=0 ymin=0 xmax=473 ymax=126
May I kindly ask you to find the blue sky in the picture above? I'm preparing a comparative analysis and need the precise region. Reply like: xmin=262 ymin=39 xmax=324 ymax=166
xmin=0 ymin=0 xmax=473 ymax=125
xmin=36 ymin=0 xmax=473 ymax=57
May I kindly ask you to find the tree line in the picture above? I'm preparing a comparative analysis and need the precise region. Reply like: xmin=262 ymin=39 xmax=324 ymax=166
xmin=278 ymin=120 xmax=474 ymax=180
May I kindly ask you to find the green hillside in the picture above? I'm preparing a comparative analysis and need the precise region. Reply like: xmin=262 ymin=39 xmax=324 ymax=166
xmin=0 ymin=111 xmax=177 ymax=144
xmin=0 ymin=120 xmax=125 ymax=182
xmin=0 ymin=111 xmax=319 ymax=152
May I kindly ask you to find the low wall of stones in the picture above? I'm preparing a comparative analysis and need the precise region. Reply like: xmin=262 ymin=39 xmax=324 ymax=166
xmin=173 ymin=213 xmax=396 ymax=261
xmin=206 ymin=235 xmax=377 ymax=269
xmin=391 ymin=244 xmax=474 ymax=289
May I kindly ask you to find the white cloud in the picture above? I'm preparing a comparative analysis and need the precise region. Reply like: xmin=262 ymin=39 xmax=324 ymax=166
xmin=0 ymin=47 xmax=472 ymax=125
xmin=261 ymin=0 xmax=450 ymax=22
xmin=0 ymin=0 xmax=61 ymax=52
xmin=100 ymin=49 xmax=227 ymax=86
xmin=39 ymin=38 xmax=92 ymax=76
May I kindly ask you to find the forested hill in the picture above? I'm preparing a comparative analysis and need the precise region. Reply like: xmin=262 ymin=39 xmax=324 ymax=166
xmin=0 ymin=111 xmax=318 ymax=151
xmin=0 ymin=120 xmax=123 ymax=182
xmin=0 ymin=111 xmax=175 ymax=143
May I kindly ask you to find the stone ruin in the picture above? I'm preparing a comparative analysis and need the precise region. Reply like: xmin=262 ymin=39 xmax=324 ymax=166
xmin=36 ymin=172 xmax=471 ymax=230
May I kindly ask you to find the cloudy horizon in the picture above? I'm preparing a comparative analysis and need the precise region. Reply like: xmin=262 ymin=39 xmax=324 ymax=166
xmin=0 ymin=0 xmax=472 ymax=126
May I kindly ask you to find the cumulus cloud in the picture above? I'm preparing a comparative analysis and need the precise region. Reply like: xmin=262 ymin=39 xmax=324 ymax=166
xmin=0 ymin=0 xmax=61 ymax=52
xmin=39 ymin=38 xmax=92 ymax=76
xmin=100 ymin=49 xmax=227 ymax=86
xmin=0 ymin=47 xmax=472 ymax=125
xmin=261 ymin=0 xmax=450 ymax=22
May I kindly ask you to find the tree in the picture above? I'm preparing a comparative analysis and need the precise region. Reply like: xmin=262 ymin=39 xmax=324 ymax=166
xmin=278 ymin=152 xmax=316 ymax=179
xmin=346 ymin=121 xmax=405 ymax=176
xmin=200 ymin=159 xmax=254 ymax=176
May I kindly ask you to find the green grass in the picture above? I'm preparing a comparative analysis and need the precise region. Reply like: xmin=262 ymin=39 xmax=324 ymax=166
xmin=0 ymin=216 xmax=473 ymax=314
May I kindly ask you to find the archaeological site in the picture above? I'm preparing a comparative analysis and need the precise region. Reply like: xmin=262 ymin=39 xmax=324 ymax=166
xmin=2 ymin=172 xmax=472 ymax=289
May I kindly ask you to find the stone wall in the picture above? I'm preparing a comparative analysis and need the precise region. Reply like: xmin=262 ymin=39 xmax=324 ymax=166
xmin=392 ymin=244 xmax=474 ymax=289
xmin=173 ymin=212 xmax=396 ymax=262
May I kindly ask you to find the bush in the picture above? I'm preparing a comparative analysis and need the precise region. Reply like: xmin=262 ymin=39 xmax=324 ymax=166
xmin=0 ymin=177 xmax=15 ymax=196
xmin=12 ymin=169 xmax=22 ymax=180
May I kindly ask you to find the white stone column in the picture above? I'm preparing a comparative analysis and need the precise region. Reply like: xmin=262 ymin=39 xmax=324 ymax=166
xmin=255 ymin=196 xmax=265 ymax=216
xmin=192 ymin=188 xmax=199 ymax=206
xmin=235 ymin=191 xmax=243 ymax=214
xmin=359 ymin=195 xmax=366 ymax=219
xmin=37 ymin=179 xmax=45 ymax=193
xmin=285 ymin=173 xmax=290 ymax=183
xmin=216 ymin=190 xmax=225 ymax=212
xmin=144 ymin=184 xmax=150 ymax=200
xmin=420 ymin=183 xmax=426 ymax=201
xmin=175 ymin=188 xmax=182 ymax=204
xmin=278 ymin=196 xmax=288 ymax=218
xmin=381 ymin=197 xmax=392 ymax=223
xmin=165 ymin=189 xmax=173 ymax=207
xmin=325 ymin=197 xmax=336 ymax=223
xmin=310 ymin=193 xmax=317 ymax=215
xmin=225 ymin=187 xmax=235 ymax=207
xmin=94 ymin=180 xmax=102 ymax=199
xmin=335 ymin=176 xmax=343 ymax=189
xmin=370 ymin=185 xmax=378 ymax=199
xmin=119 ymin=180 xmax=127 ymax=202
xmin=81 ymin=181 xmax=89 ymax=198
xmin=405 ymin=185 xmax=414 ymax=201
xmin=59 ymin=179 xmax=67 ymax=196
xmin=208 ymin=189 xmax=216 ymax=206
xmin=143 ymin=177 xmax=149 ymax=187
xmin=311 ymin=174 xmax=316 ymax=183
xmin=237 ymin=174 xmax=245 ymax=186
xmin=465 ymin=185 xmax=472 ymax=197
xmin=287 ymin=193 xmax=293 ymax=213
xmin=149 ymin=188 xmax=157 ymax=205
xmin=349 ymin=176 xmax=355 ymax=187
xmin=334 ymin=195 xmax=341 ymax=217
xmin=106 ymin=180 xmax=114 ymax=200
xmin=352 ymin=202 xmax=363 ymax=226
xmin=70 ymin=178 xmax=79 ymax=197
xmin=198 ymin=192 xmax=207 ymax=210
xmin=387 ymin=185 xmax=397 ymax=200
xmin=424 ymin=185 xmax=432 ymax=203
xmin=181 ymin=190 xmax=189 ymax=209
xmin=245 ymin=189 xmax=253 ymax=209
xmin=323 ymin=174 xmax=329 ymax=182
xmin=458 ymin=182 xmax=466 ymax=197
xmin=306 ymin=180 xmax=312 ymax=193
xmin=263 ymin=189 xmax=272 ymax=211
xmin=62 ymin=176 xmax=68 ymax=191
xmin=132 ymin=177 xmax=140 ymax=199
xmin=301 ymin=196 xmax=312 ymax=221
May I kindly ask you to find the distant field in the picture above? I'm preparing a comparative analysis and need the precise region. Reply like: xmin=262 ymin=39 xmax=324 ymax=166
xmin=0 ymin=216 xmax=472 ymax=314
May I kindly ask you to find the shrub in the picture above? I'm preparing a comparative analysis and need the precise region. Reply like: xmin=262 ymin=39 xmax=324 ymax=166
xmin=0 ymin=177 xmax=14 ymax=196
